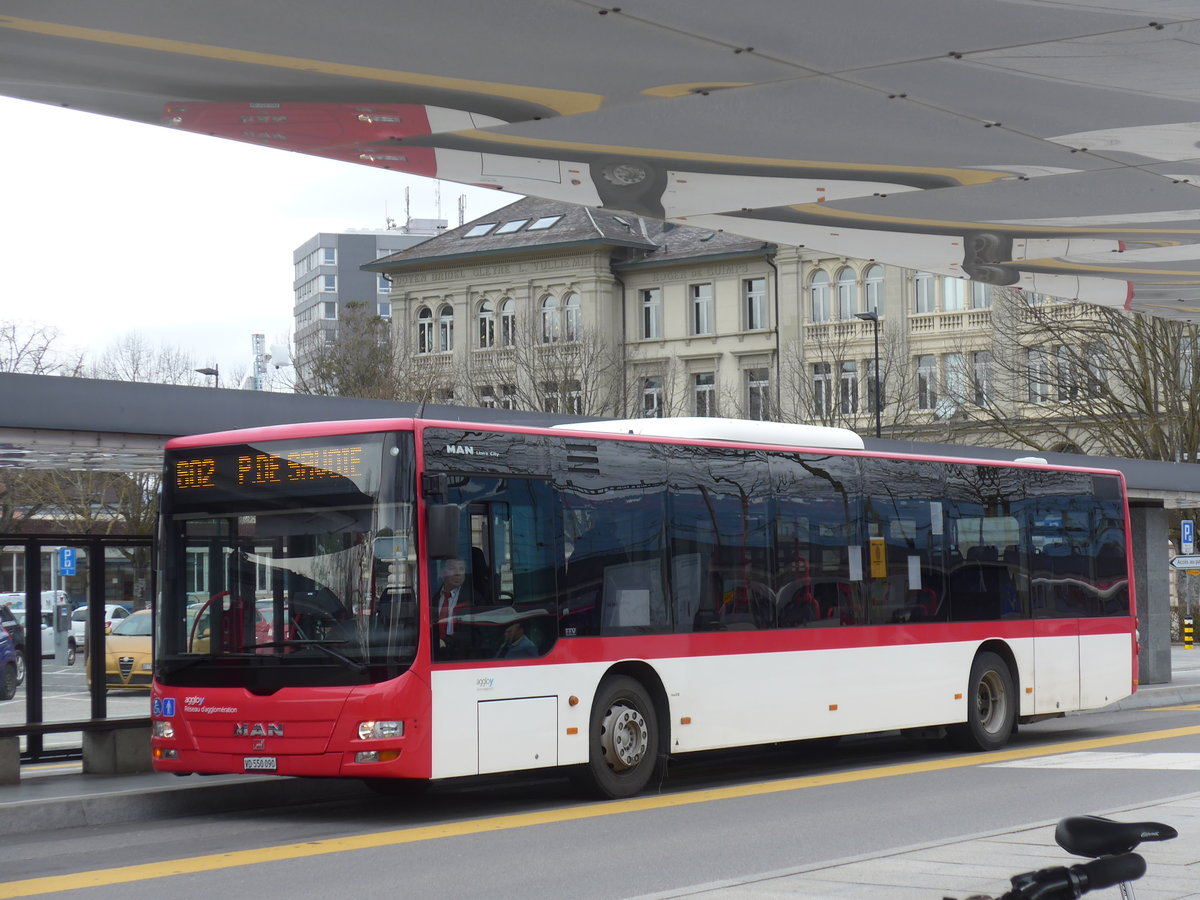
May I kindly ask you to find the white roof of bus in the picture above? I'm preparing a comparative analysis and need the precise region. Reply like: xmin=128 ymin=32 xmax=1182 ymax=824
xmin=551 ymin=417 xmax=865 ymax=450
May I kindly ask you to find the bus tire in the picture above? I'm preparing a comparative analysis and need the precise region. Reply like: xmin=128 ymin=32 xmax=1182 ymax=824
xmin=579 ymin=675 xmax=659 ymax=799
xmin=950 ymin=651 xmax=1015 ymax=751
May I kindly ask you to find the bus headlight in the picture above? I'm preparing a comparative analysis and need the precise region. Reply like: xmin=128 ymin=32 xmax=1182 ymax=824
xmin=153 ymin=720 xmax=175 ymax=739
xmin=358 ymin=720 xmax=403 ymax=740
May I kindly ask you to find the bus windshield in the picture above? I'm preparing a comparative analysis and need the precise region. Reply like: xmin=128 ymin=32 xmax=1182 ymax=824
xmin=157 ymin=431 xmax=416 ymax=689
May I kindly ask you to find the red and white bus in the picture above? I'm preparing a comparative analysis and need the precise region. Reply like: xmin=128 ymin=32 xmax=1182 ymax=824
xmin=151 ymin=416 xmax=1136 ymax=798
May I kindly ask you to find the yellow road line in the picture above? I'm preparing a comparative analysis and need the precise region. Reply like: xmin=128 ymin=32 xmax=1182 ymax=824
xmin=3 ymin=723 xmax=1199 ymax=898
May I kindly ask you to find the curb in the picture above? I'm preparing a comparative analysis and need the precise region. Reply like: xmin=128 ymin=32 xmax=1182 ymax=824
xmin=0 ymin=775 xmax=368 ymax=836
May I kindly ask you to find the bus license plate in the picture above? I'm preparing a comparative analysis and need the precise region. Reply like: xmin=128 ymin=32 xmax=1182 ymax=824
xmin=243 ymin=756 xmax=277 ymax=771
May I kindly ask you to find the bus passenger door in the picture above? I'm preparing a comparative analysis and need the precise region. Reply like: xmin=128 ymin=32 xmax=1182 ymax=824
xmin=1030 ymin=501 xmax=1087 ymax=714
xmin=1032 ymin=618 xmax=1080 ymax=714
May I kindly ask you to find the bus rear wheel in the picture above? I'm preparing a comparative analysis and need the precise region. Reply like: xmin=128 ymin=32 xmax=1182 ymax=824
xmin=950 ymin=651 xmax=1015 ymax=751
xmin=579 ymin=676 xmax=659 ymax=799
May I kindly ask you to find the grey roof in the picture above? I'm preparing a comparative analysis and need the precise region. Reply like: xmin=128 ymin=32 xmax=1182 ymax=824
xmin=364 ymin=197 xmax=772 ymax=272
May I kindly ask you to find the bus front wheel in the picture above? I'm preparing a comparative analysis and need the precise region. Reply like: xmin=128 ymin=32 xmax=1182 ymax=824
xmin=950 ymin=651 xmax=1015 ymax=751
xmin=579 ymin=675 xmax=659 ymax=799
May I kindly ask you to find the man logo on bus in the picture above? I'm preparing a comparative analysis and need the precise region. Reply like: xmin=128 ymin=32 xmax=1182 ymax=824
xmin=446 ymin=444 xmax=475 ymax=455
xmin=234 ymin=723 xmax=284 ymax=737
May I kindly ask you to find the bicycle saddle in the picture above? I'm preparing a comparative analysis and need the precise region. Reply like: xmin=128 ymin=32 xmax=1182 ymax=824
xmin=1055 ymin=815 xmax=1178 ymax=858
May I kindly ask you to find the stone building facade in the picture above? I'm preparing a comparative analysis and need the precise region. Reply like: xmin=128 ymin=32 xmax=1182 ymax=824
xmin=368 ymin=196 xmax=1057 ymax=444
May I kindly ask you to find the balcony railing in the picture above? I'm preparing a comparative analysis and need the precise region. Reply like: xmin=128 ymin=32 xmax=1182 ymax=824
xmin=910 ymin=308 xmax=992 ymax=334
xmin=805 ymin=319 xmax=877 ymax=345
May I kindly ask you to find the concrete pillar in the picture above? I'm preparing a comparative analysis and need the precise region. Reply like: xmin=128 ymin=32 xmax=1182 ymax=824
xmin=82 ymin=726 xmax=153 ymax=774
xmin=1131 ymin=504 xmax=1171 ymax=684
xmin=0 ymin=736 xmax=19 ymax=784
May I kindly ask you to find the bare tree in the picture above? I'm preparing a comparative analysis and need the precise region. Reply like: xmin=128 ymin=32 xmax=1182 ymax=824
xmin=944 ymin=289 xmax=1200 ymax=460
xmin=620 ymin=355 xmax=686 ymax=418
xmin=0 ymin=471 xmax=50 ymax=535
xmin=294 ymin=301 xmax=399 ymax=399
xmin=777 ymin=320 xmax=919 ymax=435
xmin=470 ymin=319 xmax=626 ymax=416
xmin=0 ymin=320 xmax=84 ymax=375
xmin=88 ymin=332 xmax=215 ymax=385
xmin=4 ymin=469 xmax=150 ymax=536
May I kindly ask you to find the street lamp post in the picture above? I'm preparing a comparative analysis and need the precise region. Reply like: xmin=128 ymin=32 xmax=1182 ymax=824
xmin=854 ymin=310 xmax=882 ymax=438
xmin=195 ymin=365 xmax=220 ymax=388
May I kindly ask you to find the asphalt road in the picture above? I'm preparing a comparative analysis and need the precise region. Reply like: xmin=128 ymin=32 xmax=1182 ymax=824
xmin=2 ymin=701 xmax=1198 ymax=899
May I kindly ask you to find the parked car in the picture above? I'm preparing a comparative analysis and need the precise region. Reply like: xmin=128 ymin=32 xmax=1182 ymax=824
xmin=71 ymin=605 xmax=131 ymax=643
xmin=0 ymin=603 xmax=25 ymax=685
xmin=101 ymin=609 xmax=153 ymax=690
xmin=0 ymin=629 xmax=17 ymax=700
xmin=10 ymin=609 xmax=77 ymax=666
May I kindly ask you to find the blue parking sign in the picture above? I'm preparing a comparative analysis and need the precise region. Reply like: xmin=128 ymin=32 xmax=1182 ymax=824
xmin=59 ymin=547 xmax=76 ymax=576
xmin=1183 ymin=520 xmax=1194 ymax=554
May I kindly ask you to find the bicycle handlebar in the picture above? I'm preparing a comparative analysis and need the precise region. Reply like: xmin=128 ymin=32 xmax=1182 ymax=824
xmin=1001 ymin=852 xmax=1146 ymax=899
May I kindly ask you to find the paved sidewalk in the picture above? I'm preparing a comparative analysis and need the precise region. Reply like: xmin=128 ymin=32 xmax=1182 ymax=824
xmin=640 ymin=792 xmax=1200 ymax=898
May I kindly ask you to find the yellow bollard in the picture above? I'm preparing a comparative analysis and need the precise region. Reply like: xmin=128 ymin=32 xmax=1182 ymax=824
xmin=1185 ymin=617 xmax=1194 ymax=650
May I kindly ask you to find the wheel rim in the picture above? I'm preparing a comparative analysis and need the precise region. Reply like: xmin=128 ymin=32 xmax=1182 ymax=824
xmin=14 ymin=653 xmax=24 ymax=683
xmin=599 ymin=701 xmax=649 ymax=772
xmin=976 ymin=670 xmax=1008 ymax=735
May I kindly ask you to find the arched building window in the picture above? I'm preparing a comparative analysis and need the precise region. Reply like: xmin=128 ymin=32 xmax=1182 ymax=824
xmin=811 ymin=270 xmax=831 ymax=322
xmin=438 ymin=304 xmax=454 ymax=352
xmin=864 ymin=265 xmax=884 ymax=314
xmin=477 ymin=299 xmax=495 ymax=349
xmin=416 ymin=306 xmax=433 ymax=354
xmin=540 ymin=295 xmax=560 ymax=343
xmin=499 ymin=298 xmax=516 ymax=347
xmin=836 ymin=267 xmax=857 ymax=320
xmin=563 ymin=292 xmax=581 ymax=341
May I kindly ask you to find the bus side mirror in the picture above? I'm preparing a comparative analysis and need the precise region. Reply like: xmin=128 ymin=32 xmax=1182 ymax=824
xmin=426 ymin=504 xmax=460 ymax=560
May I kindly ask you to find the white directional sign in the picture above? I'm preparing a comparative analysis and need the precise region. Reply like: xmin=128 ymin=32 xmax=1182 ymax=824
xmin=1170 ymin=555 xmax=1200 ymax=570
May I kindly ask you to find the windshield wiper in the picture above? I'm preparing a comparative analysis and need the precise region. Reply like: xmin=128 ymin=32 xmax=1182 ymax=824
xmin=250 ymin=639 xmax=369 ymax=674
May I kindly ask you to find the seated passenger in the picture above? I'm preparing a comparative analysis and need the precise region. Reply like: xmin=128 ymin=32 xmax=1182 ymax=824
xmin=495 ymin=621 xmax=539 ymax=659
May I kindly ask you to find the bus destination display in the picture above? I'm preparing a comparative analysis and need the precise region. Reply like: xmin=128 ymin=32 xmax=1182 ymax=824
xmin=175 ymin=446 xmax=365 ymax=491
xmin=166 ymin=439 xmax=384 ymax=512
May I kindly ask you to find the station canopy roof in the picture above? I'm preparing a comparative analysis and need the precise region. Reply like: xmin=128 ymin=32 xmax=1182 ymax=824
xmin=3 ymin=3 xmax=1200 ymax=319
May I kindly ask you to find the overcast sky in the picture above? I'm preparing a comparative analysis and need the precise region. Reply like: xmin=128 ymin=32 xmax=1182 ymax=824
xmin=0 ymin=96 xmax=515 ymax=386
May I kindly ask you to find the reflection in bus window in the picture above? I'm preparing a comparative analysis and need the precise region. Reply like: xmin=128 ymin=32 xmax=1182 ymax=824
xmin=431 ymin=475 xmax=560 ymax=662
xmin=667 ymin=446 xmax=773 ymax=632
xmin=769 ymin=452 xmax=858 ymax=628
xmin=557 ymin=439 xmax=668 ymax=637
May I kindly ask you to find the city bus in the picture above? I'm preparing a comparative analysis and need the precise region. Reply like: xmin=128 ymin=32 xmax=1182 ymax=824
xmin=151 ymin=416 xmax=1136 ymax=798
